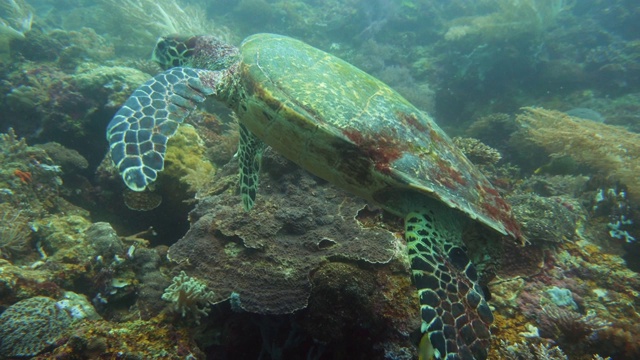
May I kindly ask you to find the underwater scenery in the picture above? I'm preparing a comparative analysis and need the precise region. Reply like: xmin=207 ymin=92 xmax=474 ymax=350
xmin=1 ymin=0 xmax=640 ymax=359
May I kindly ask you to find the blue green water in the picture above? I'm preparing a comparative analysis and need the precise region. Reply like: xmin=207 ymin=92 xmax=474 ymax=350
xmin=0 ymin=1 xmax=639 ymax=359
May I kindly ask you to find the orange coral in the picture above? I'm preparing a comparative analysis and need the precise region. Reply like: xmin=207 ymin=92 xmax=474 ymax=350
xmin=13 ymin=169 xmax=32 ymax=183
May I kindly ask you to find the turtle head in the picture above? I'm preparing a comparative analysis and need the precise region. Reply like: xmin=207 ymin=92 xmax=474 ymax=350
xmin=152 ymin=35 xmax=240 ymax=71
xmin=152 ymin=35 xmax=198 ymax=69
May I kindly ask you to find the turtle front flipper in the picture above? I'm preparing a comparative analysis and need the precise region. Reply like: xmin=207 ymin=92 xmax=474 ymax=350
xmin=238 ymin=124 xmax=266 ymax=211
xmin=406 ymin=205 xmax=493 ymax=360
xmin=106 ymin=67 xmax=215 ymax=191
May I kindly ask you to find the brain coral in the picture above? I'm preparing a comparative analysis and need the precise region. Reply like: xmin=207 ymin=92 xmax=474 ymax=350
xmin=0 ymin=296 xmax=72 ymax=357
xmin=168 ymin=151 xmax=399 ymax=315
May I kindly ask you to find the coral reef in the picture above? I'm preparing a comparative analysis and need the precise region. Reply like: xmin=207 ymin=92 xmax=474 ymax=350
xmin=466 ymin=113 xmax=520 ymax=151
xmin=302 ymin=261 xmax=418 ymax=353
xmin=0 ymin=202 xmax=31 ymax=260
xmin=0 ymin=0 xmax=32 ymax=50
xmin=33 ymin=212 xmax=93 ymax=262
xmin=0 ymin=296 xmax=71 ymax=357
xmin=1 ymin=1 xmax=640 ymax=358
xmin=73 ymin=63 xmax=151 ymax=108
xmin=491 ymin=221 xmax=640 ymax=358
xmin=1 ymin=60 xmax=93 ymax=146
xmin=444 ymin=0 xmax=571 ymax=42
xmin=162 ymin=124 xmax=216 ymax=194
xmin=89 ymin=0 xmax=229 ymax=57
xmin=130 ymin=246 xmax=171 ymax=320
xmin=162 ymin=270 xmax=215 ymax=324
xmin=497 ymin=340 xmax=569 ymax=360
xmin=518 ymin=174 xmax=589 ymax=198
xmin=49 ymin=316 xmax=204 ymax=359
xmin=34 ymin=142 xmax=88 ymax=173
xmin=508 ymin=194 xmax=583 ymax=244
xmin=168 ymin=150 xmax=399 ymax=315
xmin=453 ymin=137 xmax=502 ymax=166
xmin=516 ymin=107 xmax=640 ymax=201
xmin=0 ymin=128 xmax=65 ymax=219
xmin=537 ymin=305 xmax=610 ymax=346
xmin=55 ymin=291 xmax=101 ymax=322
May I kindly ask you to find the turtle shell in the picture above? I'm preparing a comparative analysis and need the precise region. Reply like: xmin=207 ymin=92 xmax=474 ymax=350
xmin=235 ymin=33 xmax=521 ymax=240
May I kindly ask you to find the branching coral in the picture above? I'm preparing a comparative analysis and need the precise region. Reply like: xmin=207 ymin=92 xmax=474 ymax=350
xmin=161 ymin=270 xmax=215 ymax=324
xmin=498 ymin=340 xmax=568 ymax=360
xmin=516 ymin=107 xmax=640 ymax=201
xmin=538 ymin=305 xmax=610 ymax=344
xmin=0 ymin=127 xmax=27 ymax=157
xmin=453 ymin=137 xmax=502 ymax=166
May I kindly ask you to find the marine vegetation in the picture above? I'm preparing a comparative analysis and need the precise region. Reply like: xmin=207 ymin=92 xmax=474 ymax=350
xmin=0 ymin=0 xmax=32 ymax=49
xmin=517 ymin=107 xmax=640 ymax=201
xmin=444 ymin=0 xmax=573 ymax=42
xmin=80 ymin=0 xmax=229 ymax=57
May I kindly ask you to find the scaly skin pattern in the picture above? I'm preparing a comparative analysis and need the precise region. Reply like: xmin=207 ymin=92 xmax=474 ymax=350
xmin=237 ymin=123 xmax=265 ymax=210
xmin=236 ymin=34 xmax=522 ymax=240
xmin=406 ymin=201 xmax=493 ymax=360
xmin=107 ymin=33 xmax=523 ymax=359
xmin=106 ymin=67 xmax=214 ymax=191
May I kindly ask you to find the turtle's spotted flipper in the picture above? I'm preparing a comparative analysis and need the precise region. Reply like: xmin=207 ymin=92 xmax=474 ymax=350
xmin=238 ymin=124 xmax=265 ymax=211
xmin=405 ymin=205 xmax=493 ymax=360
xmin=106 ymin=67 xmax=215 ymax=191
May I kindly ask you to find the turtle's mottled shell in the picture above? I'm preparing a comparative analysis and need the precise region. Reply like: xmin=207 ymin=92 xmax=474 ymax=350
xmin=235 ymin=33 xmax=520 ymax=239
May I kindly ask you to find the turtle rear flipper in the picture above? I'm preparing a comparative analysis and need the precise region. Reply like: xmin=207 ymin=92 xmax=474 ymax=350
xmin=406 ymin=204 xmax=493 ymax=360
xmin=106 ymin=67 xmax=215 ymax=191
xmin=238 ymin=124 xmax=266 ymax=211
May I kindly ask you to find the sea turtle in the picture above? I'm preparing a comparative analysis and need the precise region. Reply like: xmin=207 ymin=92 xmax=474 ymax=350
xmin=106 ymin=33 xmax=523 ymax=359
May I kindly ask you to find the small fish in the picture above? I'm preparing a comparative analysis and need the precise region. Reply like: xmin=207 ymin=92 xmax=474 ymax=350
xmin=418 ymin=333 xmax=435 ymax=360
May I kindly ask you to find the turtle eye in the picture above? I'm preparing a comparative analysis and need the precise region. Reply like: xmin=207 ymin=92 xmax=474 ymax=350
xmin=156 ymin=40 xmax=167 ymax=51
xmin=152 ymin=36 xmax=199 ymax=69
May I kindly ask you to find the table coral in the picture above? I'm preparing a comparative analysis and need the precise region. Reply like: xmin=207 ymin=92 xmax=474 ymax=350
xmin=168 ymin=150 xmax=399 ymax=315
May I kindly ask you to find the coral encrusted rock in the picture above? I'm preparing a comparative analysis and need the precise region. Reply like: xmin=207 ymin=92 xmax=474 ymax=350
xmin=168 ymin=150 xmax=399 ymax=315
xmin=0 ymin=296 xmax=72 ymax=357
